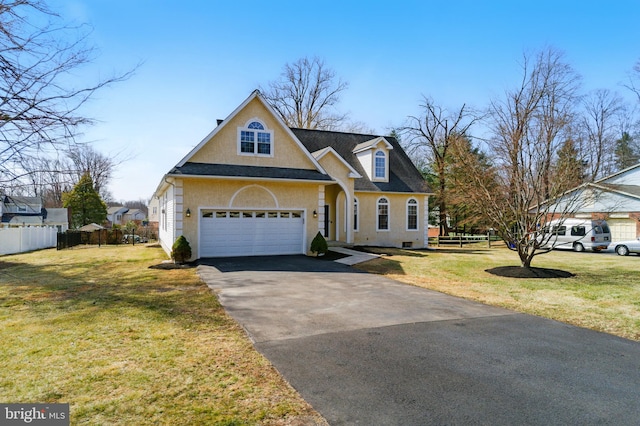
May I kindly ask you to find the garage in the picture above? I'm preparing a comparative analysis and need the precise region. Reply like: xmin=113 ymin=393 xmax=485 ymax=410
xmin=607 ymin=218 xmax=637 ymax=242
xmin=200 ymin=209 xmax=305 ymax=257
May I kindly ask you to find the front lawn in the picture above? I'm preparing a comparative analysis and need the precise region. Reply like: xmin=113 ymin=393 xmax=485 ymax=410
xmin=0 ymin=245 xmax=324 ymax=425
xmin=356 ymin=245 xmax=640 ymax=341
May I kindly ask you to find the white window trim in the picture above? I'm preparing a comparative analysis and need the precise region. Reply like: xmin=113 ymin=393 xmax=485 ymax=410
xmin=237 ymin=118 xmax=274 ymax=157
xmin=406 ymin=198 xmax=418 ymax=231
xmin=372 ymin=149 xmax=388 ymax=182
xmin=377 ymin=197 xmax=390 ymax=232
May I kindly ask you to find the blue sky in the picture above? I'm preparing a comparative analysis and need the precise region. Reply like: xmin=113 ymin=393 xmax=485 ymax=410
xmin=48 ymin=0 xmax=640 ymax=202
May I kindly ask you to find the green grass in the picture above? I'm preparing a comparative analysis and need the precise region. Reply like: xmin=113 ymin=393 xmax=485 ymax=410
xmin=357 ymin=245 xmax=640 ymax=341
xmin=0 ymin=245 xmax=324 ymax=425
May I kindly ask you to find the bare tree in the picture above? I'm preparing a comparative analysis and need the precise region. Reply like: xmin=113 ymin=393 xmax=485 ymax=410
xmin=0 ymin=0 xmax=132 ymax=190
xmin=459 ymin=48 xmax=583 ymax=268
xmin=65 ymin=144 xmax=114 ymax=200
xmin=624 ymin=59 xmax=640 ymax=104
xmin=260 ymin=56 xmax=349 ymax=130
xmin=402 ymin=98 xmax=478 ymax=235
xmin=580 ymin=89 xmax=624 ymax=180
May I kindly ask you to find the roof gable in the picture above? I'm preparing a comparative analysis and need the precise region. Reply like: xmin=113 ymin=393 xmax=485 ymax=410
xmin=352 ymin=137 xmax=394 ymax=154
xmin=597 ymin=163 xmax=640 ymax=185
xmin=291 ymin=128 xmax=431 ymax=194
xmin=175 ymin=90 xmax=326 ymax=174
xmin=312 ymin=147 xmax=362 ymax=178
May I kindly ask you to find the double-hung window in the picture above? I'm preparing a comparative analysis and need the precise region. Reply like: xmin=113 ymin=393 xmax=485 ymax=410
xmin=407 ymin=198 xmax=418 ymax=230
xmin=239 ymin=120 xmax=273 ymax=156
xmin=377 ymin=197 xmax=389 ymax=231
xmin=375 ymin=151 xmax=386 ymax=179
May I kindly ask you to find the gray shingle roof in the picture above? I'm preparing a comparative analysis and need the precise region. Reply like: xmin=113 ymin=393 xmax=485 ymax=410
xmin=291 ymin=128 xmax=431 ymax=193
xmin=169 ymin=162 xmax=333 ymax=182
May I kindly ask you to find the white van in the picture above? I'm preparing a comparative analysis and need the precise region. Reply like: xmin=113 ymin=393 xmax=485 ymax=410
xmin=542 ymin=218 xmax=611 ymax=252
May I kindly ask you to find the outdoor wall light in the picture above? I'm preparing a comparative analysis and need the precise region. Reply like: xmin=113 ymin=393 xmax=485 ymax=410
xmin=186 ymin=208 xmax=191 ymax=218
xmin=313 ymin=210 xmax=317 ymax=218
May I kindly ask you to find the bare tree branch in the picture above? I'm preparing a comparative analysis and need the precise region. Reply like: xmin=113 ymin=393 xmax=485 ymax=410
xmin=260 ymin=56 xmax=349 ymax=130
xmin=0 ymin=0 xmax=134 ymax=189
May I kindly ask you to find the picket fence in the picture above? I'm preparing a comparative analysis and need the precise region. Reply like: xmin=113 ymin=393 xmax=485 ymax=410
xmin=0 ymin=226 xmax=58 ymax=255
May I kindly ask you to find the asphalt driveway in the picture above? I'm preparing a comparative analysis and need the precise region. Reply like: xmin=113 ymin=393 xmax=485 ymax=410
xmin=198 ymin=255 xmax=640 ymax=425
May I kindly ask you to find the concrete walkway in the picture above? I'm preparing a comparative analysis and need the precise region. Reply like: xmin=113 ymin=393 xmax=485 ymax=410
xmin=198 ymin=255 xmax=640 ymax=425
xmin=328 ymin=246 xmax=381 ymax=265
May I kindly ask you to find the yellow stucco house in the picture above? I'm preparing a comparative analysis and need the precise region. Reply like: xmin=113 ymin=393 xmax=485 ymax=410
xmin=153 ymin=90 xmax=432 ymax=259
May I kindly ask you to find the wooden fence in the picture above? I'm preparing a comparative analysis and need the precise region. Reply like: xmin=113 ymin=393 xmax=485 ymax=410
xmin=428 ymin=233 xmax=501 ymax=248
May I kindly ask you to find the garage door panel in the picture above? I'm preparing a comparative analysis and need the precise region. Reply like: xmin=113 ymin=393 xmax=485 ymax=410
xmin=608 ymin=219 xmax=636 ymax=241
xmin=200 ymin=210 xmax=304 ymax=257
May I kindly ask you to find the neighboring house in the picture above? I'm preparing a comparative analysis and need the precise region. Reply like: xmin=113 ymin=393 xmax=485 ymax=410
xmin=0 ymin=195 xmax=68 ymax=231
xmin=107 ymin=206 xmax=129 ymax=226
xmin=153 ymin=90 xmax=432 ymax=260
xmin=148 ymin=197 xmax=159 ymax=224
xmin=548 ymin=163 xmax=640 ymax=241
xmin=123 ymin=208 xmax=146 ymax=223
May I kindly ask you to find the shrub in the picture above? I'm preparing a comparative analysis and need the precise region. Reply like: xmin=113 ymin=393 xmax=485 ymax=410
xmin=310 ymin=231 xmax=328 ymax=256
xmin=171 ymin=235 xmax=192 ymax=264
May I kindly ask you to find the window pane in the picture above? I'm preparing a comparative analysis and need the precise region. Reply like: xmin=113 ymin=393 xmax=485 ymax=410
xmin=215 ymin=211 xmax=226 ymax=218
xmin=375 ymin=152 xmax=385 ymax=178
xmin=408 ymin=203 xmax=417 ymax=230
xmin=242 ymin=212 xmax=253 ymax=218
xmin=268 ymin=212 xmax=278 ymax=218
xmin=241 ymin=131 xmax=255 ymax=153
xmin=255 ymin=212 xmax=265 ymax=218
xmin=257 ymin=132 xmax=271 ymax=154
xmin=202 ymin=210 xmax=214 ymax=218
xmin=229 ymin=212 xmax=240 ymax=218
xmin=248 ymin=121 xmax=264 ymax=129
xmin=378 ymin=201 xmax=388 ymax=230
xmin=280 ymin=212 xmax=290 ymax=218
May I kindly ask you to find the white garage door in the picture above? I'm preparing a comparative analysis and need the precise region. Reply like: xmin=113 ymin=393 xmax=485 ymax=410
xmin=608 ymin=218 xmax=637 ymax=242
xmin=200 ymin=210 xmax=304 ymax=257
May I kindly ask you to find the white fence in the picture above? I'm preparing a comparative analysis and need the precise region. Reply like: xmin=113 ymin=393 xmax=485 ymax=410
xmin=0 ymin=226 xmax=58 ymax=255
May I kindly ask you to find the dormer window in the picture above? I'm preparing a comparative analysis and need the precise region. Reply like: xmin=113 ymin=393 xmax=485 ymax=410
xmin=375 ymin=151 xmax=386 ymax=179
xmin=238 ymin=119 xmax=273 ymax=156
xmin=353 ymin=137 xmax=392 ymax=182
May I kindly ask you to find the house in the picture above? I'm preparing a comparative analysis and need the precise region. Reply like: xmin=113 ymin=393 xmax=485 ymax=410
xmin=0 ymin=195 xmax=68 ymax=232
xmin=123 ymin=208 xmax=146 ymax=223
xmin=153 ymin=90 xmax=432 ymax=260
xmin=107 ymin=206 xmax=129 ymax=226
xmin=548 ymin=163 xmax=640 ymax=241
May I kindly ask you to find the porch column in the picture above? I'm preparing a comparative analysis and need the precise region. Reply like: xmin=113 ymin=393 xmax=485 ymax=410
xmin=318 ymin=185 xmax=325 ymax=236
xmin=345 ymin=192 xmax=354 ymax=244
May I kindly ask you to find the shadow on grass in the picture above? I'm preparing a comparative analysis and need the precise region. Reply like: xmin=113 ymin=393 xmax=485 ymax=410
xmin=486 ymin=266 xmax=574 ymax=279
xmin=0 ymin=257 xmax=229 ymax=330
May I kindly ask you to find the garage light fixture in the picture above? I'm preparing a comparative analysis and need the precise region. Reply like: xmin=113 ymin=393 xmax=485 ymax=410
xmin=186 ymin=208 xmax=191 ymax=218
xmin=313 ymin=210 xmax=317 ymax=218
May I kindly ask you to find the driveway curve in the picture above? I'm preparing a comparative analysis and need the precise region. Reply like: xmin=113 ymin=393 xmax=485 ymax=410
xmin=198 ymin=255 xmax=640 ymax=425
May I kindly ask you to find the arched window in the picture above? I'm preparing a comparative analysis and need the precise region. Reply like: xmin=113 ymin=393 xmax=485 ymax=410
xmin=239 ymin=119 xmax=273 ymax=155
xmin=407 ymin=198 xmax=418 ymax=230
xmin=375 ymin=151 xmax=386 ymax=179
xmin=377 ymin=197 xmax=389 ymax=231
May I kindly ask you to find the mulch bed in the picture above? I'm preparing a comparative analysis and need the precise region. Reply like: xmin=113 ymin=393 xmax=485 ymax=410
xmin=485 ymin=266 xmax=574 ymax=279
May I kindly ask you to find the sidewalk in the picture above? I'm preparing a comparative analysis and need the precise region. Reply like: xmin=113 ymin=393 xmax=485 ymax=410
xmin=329 ymin=247 xmax=380 ymax=265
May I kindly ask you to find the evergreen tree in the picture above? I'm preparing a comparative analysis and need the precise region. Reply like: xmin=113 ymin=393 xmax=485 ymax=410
xmin=554 ymin=138 xmax=586 ymax=191
xmin=614 ymin=132 xmax=640 ymax=171
xmin=63 ymin=173 xmax=108 ymax=229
